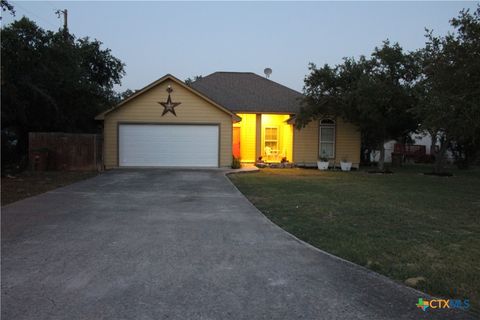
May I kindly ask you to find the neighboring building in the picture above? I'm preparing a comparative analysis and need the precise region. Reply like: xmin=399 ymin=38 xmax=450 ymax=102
xmin=410 ymin=131 xmax=452 ymax=160
xmin=370 ymin=132 xmax=454 ymax=163
xmin=95 ymin=72 xmax=361 ymax=169
xmin=370 ymin=140 xmax=396 ymax=163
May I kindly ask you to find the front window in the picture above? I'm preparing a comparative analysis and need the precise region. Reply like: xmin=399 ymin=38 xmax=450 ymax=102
xmin=319 ymin=119 xmax=335 ymax=158
xmin=264 ymin=127 xmax=278 ymax=150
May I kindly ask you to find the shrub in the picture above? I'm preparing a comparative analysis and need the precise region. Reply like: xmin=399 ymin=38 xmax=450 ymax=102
xmin=231 ymin=156 xmax=241 ymax=169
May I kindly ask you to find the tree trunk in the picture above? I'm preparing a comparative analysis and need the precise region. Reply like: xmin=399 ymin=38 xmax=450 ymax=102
xmin=429 ymin=129 xmax=438 ymax=160
xmin=378 ymin=142 xmax=386 ymax=171
xmin=433 ymin=135 xmax=448 ymax=174
xmin=434 ymin=150 xmax=445 ymax=173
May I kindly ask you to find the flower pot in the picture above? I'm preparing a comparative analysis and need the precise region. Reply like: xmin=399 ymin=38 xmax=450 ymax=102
xmin=340 ymin=161 xmax=352 ymax=171
xmin=317 ymin=161 xmax=329 ymax=170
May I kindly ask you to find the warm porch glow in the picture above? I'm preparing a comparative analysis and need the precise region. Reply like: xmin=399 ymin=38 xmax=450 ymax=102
xmin=233 ymin=113 xmax=293 ymax=163
xmin=233 ymin=114 xmax=257 ymax=162
xmin=261 ymin=114 xmax=293 ymax=162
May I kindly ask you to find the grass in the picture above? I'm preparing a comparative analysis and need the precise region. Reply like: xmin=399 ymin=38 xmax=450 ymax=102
xmin=1 ymin=171 xmax=98 ymax=206
xmin=229 ymin=165 xmax=480 ymax=310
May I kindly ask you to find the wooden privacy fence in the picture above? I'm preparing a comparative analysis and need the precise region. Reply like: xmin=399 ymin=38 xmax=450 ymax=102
xmin=29 ymin=132 xmax=102 ymax=171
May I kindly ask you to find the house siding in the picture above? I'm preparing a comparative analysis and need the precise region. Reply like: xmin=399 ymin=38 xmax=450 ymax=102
xmin=335 ymin=118 xmax=361 ymax=166
xmin=293 ymin=120 xmax=319 ymax=164
xmin=233 ymin=113 xmax=257 ymax=162
xmin=293 ymin=117 xmax=361 ymax=167
xmin=103 ymin=79 xmax=232 ymax=168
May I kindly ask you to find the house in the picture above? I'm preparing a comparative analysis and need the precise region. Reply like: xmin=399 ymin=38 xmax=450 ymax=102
xmin=95 ymin=72 xmax=361 ymax=169
xmin=371 ymin=132 xmax=453 ymax=163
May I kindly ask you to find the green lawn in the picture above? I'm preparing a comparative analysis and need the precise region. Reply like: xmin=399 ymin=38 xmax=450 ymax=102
xmin=229 ymin=165 xmax=480 ymax=310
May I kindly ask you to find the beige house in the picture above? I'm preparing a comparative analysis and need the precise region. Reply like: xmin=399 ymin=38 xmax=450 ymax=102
xmin=95 ymin=72 xmax=360 ymax=169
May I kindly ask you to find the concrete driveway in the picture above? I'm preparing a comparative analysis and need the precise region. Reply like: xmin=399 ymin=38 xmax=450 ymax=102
xmin=1 ymin=169 xmax=474 ymax=320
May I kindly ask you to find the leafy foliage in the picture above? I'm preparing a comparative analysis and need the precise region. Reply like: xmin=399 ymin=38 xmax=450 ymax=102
xmin=1 ymin=17 xmax=125 ymax=168
xmin=1 ymin=0 xmax=15 ymax=17
xmin=413 ymin=8 xmax=480 ymax=171
xmin=231 ymin=156 xmax=241 ymax=169
xmin=299 ymin=7 xmax=480 ymax=172
xmin=299 ymin=41 xmax=417 ymax=170
xmin=184 ymin=75 xmax=203 ymax=86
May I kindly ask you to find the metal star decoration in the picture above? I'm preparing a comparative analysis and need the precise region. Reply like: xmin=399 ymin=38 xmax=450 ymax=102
xmin=158 ymin=86 xmax=181 ymax=116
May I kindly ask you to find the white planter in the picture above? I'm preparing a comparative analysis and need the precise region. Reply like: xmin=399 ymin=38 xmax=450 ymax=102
xmin=317 ymin=161 xmax=329 ymax=170
xmin=340 ymin=161 xmax=352 ymax=171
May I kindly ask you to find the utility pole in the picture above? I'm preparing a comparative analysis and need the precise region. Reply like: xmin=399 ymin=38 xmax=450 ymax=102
xmin=55 ymin=9 xmax=68 ymax=32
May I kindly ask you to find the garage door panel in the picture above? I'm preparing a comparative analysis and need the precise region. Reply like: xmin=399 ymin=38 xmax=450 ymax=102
xmin=119 ymin=124 xmax=219 ymax=167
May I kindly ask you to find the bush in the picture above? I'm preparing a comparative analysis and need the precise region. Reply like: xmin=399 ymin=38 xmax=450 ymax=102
xmin=231 ymin=156 xmax=241 ymax=169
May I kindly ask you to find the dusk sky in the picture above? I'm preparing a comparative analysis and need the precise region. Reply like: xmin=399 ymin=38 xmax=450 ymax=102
xmin=4 ymin=1 xmax=478 ymax=92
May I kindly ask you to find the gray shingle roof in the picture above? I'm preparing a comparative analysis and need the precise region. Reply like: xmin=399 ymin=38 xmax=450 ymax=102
xmin=190 ymin=72 xmax=303 ymax=114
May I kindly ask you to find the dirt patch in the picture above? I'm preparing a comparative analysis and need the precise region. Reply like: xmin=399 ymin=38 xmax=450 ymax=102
xmin=1 ymin=171 xmax=98 ymax=206
xmin=405 ymin=276 xmax=426 ymax=288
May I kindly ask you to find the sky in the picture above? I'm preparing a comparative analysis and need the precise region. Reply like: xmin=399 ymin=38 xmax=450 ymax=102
xmin=3 ymin=1 xmax=478 ymax=92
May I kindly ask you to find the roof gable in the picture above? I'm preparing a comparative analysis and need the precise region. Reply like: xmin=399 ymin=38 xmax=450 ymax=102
xmin=190 ymin=72 xmax=304 ymax=114
xmin=95 ymin=74 xmax=240 ymax=121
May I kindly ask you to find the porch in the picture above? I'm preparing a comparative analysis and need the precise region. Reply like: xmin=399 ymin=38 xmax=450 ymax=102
xmin=233 ymin=114 xmax=293 ymax=163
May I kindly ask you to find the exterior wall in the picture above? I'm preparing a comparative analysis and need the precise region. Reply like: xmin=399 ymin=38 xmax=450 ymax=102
xmin=255 ymin=114 xmax=261 ymax=161
xmin=283 ymin=123 xmax=294 ymax=162
xmin=335 ymin=118 xmax=361 ymax=167
xmin=293 ymin=117 xmax=361 ymax=167
xmin=103 ymin=79 xmax=232 ymax=168
xmin=233 ymin=113 xmax=257 ymax=162
xmin=293 ymin=120 xmax=319 ymax=164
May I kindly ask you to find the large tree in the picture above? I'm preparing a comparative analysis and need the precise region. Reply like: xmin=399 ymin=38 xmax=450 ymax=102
xmin=412 ymin=8 xmax=480 ymax=172
xmin=1 ymin=17 xmax=125 ymax=168
xmin=298 ymin=41 xmax=417 ymax=171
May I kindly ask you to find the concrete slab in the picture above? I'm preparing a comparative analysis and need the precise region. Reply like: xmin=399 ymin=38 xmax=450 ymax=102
xmin=1 ymin=169 xmax=474 ymax=319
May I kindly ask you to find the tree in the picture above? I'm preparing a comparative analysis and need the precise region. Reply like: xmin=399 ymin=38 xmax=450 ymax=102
xmin=1 ymin=0 xmax=15 ymax=18
xmin=298 ymin=41 xmax=417 ymax=171
xmin=109 ymin=88 xmax=136 ymax=105
xmin=411 ymin=45 xmax=452 ymax=174
xmin=184 ymin=75 xmax=203 ymax=86
xmin=119 ymin=89 xmax=135 ymax=100
xmin=412 ymin=7 xmax=480 ymax=172
xmin=1 ymin=17 xmax=125 ymax=169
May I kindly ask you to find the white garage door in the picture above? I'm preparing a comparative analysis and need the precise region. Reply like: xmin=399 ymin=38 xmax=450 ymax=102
xmin=119 ymin=124 xmax=219 ymax=167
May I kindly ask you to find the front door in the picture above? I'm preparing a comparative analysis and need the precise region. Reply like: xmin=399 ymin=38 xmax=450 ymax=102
xmin=233 ymin=127 xmax=241 ymax=158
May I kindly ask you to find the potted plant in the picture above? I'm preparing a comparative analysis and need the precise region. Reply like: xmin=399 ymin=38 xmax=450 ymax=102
xmin=255 ymin=156 xmax=267 ymax=168
xmin=317 ymin=152 xmax=329 ymax=170
xmin=340 ymin=156 xmax=352 ymax=171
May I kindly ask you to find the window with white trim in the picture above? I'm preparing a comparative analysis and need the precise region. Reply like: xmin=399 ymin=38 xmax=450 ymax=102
xmin=264 ymin=127 xmax=278 ymax=150
xmin=319 ymin=119 xmax=335 ymax=159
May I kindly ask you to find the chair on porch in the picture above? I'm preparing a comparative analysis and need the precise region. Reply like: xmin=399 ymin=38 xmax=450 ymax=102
xmin=264 ymin=146 xmax=273 ymax=162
